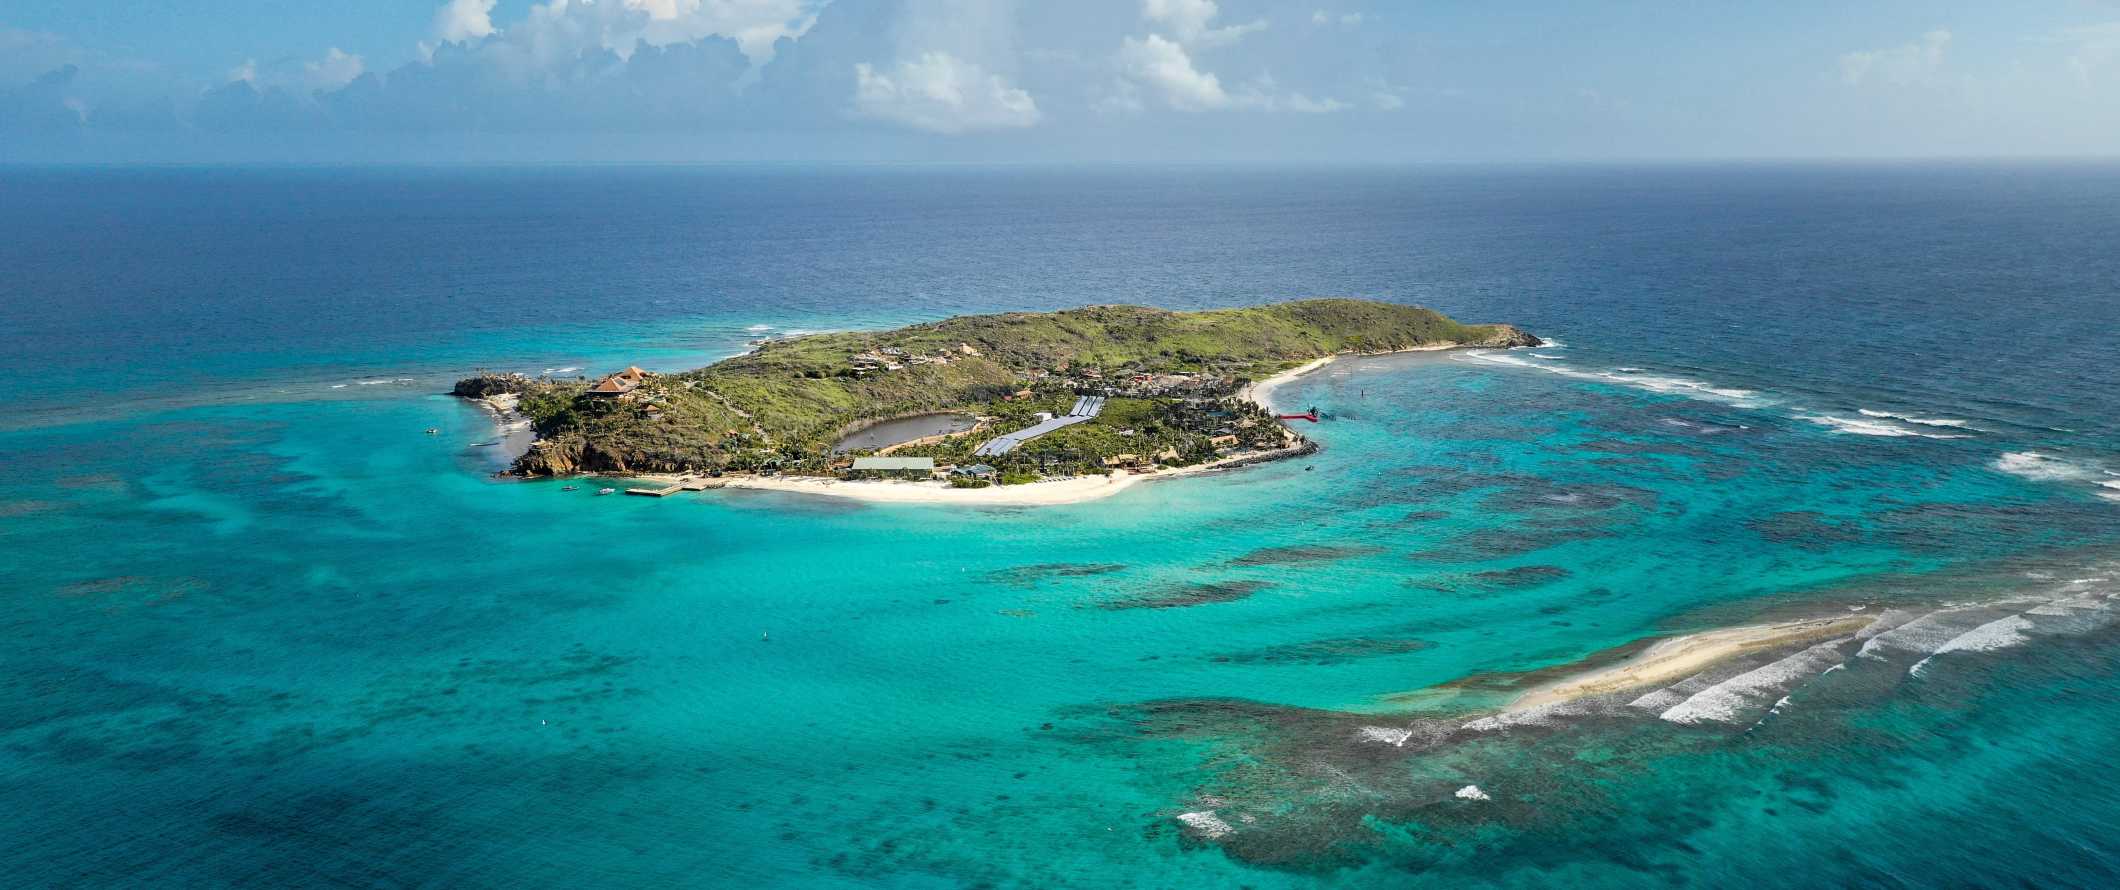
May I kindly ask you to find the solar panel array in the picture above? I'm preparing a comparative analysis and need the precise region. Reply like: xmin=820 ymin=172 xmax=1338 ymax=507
xmin=973 ymin=395 xmax=1107 ymax=457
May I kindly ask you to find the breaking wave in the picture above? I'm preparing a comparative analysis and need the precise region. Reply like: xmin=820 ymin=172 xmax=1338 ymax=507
xmin=1460 ymin=351 xmax=1760 ymax=405
xmin=1654 ymin=637 xmax=1855 ymax=725
xmin=1796 ymin=413 xmax=1971 ymax=439
xmin=1858 ymin=408 xmax=1973 ymax=429
xmin=1996 ymin=452 xmax=2120 ymax=501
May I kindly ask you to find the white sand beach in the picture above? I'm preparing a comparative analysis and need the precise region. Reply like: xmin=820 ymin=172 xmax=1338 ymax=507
xmin=715 ymin=444 xmax=1310 ymax=506
xmin=1504 ymin=615 xmax=1874 ymax=712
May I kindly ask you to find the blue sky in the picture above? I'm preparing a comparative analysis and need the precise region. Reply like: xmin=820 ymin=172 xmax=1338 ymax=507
xmin=5 ymin=1 xmax=2119 ymax=162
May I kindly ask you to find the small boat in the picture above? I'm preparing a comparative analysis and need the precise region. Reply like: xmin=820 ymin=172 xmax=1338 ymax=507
xmin=470 ymin=441 xmax=500 ymax=447
xmin=597 ymin=487 xmax=617 ymax=496
xmin=424 ymin=428 xmax=439 ymax=435
xmin=561 ymin=485 xmax=579 ymax=492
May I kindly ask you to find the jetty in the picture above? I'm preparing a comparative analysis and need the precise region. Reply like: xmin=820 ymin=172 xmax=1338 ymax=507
xmin=625 ymin=476 xmax=723 ymax=497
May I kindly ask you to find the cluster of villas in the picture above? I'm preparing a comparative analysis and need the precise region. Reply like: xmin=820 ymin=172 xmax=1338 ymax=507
xmin=847 ymin=343 xmax=981 ymax=375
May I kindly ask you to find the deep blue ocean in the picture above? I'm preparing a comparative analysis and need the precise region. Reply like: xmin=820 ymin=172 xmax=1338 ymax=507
xmin=3 ymin=164 xmax=2119 ymax=887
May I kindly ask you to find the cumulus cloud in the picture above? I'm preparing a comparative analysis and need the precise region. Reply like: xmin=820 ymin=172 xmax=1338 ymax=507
xmin=1840 ymin=29 xmax=1951 ymax=86
xmin=1142 ymin=0 xmax=1266 ymax=48
xmin=1117 ymin=33 xmax=1231 ymax=110
xmin=852 ymin=51 xmax=1038 ymax=132
xmin=433 ymin=0 xmax=497 ymax=43
xmin=1113 ymin=32 xmax=1347 ymax=114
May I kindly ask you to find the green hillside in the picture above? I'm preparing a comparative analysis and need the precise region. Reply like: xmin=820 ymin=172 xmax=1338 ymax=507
xmin=469 ymin=299 xmax=1537 ymax=476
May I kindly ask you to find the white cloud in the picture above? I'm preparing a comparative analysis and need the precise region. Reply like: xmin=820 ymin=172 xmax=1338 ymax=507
xmin=1279 ymin=91 xmax=1347 ymax=113
xmin=433 ymin=0 xmax=497 ymax=43
xmin=2055 ymin=22 xmax=2120 ymax=84
xmin=433 ymin=0 xmax=816 ymax=71
xmin=1114 ymin=34 xmax=1349 ymax=114
xmin=1311 ymin=10 xmax=1362 ymax=27
xmin=303 ymin=48 xmax=366 ymax=91
xmin=228 ymin=47 xmax=364 ymax=94
xmin=1142 ymin=0 xmax=1266 ymax=48
xmin=853 ymin=51 xmax=1039 ymax=133
xmin=1117 ymin=33 xmax=1230 ymax=110
xmin=1840 ymin=29 xmax=1950 ymax=86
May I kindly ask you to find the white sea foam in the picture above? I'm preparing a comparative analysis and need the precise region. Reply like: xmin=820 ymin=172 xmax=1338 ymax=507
xmin=1855 ymin=607 xmax=2009 ymax=660
xmin=1658 ymin=638 xmax=1853 ymax=725
xmin=1177 ymin=811 xmax=1233 ymax=838
xmin=1995 ymin=451 xmax=2100 ymax=482
xmin=1461 ymin=352 xmax=1759 ymax=405
xmin=542 ymin=366 xmax=581 ymax=375
xmin=1857 ymin=408 xmax=1972 ymax=429
xmin=745 ymin=324 xmax=774 ymax=332
xmin=1796 ymin=414 xmax=1969 ymax=439
xmin=1909 ymin=615 xmax=2037 ymax=677
xmin=329 ymin=384 xmax=348 ymax=389
xmin=1454 ymin=785 xmax=1491 ymax=801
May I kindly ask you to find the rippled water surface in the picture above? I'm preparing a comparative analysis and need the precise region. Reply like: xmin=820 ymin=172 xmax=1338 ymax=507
xmin=3 ymin=164 xmax=2119 ymax=887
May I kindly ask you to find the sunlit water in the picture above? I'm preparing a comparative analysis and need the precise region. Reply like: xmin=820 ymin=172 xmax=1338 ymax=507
xmin=3 ymin=164 xmax=2118 ymax=887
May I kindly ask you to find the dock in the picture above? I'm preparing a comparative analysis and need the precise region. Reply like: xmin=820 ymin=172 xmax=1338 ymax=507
xmin=624 ymin=476 xmax=724 ymax=497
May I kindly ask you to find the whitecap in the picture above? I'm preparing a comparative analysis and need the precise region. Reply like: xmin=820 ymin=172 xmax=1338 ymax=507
xmin=1796 ymin=414 xmax=1968 ymax=439
xmin=1856 ymin=607 xmax=2010 ymax=660
xmin=1857 ymin=408 xmax=1972 ymax=429
xmin=1658 ymin=638 xmax=1853 ymax=725
xmin=1460 ymin=352 xmax=1759 ymax=406
xmin=1995 ymin=451 xmax=2102 ymax=483
xmin=1454 ymin=785 xmax=1491 ymax=801
xmin=745 ymin=324 xmax=774 ymax=332
xmin=1909 ymin=615 xmax=2036 ymax=677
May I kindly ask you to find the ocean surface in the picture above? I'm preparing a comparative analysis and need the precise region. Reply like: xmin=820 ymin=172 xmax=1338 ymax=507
xmin=3 ymin=163 xmax=2119 ymax=887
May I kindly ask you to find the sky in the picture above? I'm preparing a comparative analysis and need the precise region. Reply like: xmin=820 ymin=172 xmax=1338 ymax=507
xmin=4 ymin=0 xmax=2120 ymax=162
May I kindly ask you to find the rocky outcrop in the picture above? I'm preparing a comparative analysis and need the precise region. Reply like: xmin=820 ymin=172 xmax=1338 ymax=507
xmin=452 ymin=373 xmax=533 ymax=398
xmin=1469 ymin=324 xmax=1542 ymax=348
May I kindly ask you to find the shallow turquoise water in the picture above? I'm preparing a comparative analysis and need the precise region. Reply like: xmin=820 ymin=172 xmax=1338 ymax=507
xmin=7 ymin=347 xmax=2118 ymax=886
xmin=6 ymin=165 xmax=2120 ymax=886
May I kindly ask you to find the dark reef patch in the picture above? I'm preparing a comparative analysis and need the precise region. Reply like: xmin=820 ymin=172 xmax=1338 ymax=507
xmin=1748 ymin=511 xmax=1866 ymax=550
xmin=1228 ymin=544 xmax=1385 ymax=567
xmin=1211 ymin=635 xmax=1435 ymax=665
xmin=1100 ymin=580 xmax=1273 ymax=610
xmin=1408 ymin=565 xmax=1573 ymax=594
xmin=1483 ymin=483 xmax=1657 ymax=513
xmin=984 ymin=563 xmax=1128 ymax=586
xmin=1409 ymin=526 xmax=1616 ymax=562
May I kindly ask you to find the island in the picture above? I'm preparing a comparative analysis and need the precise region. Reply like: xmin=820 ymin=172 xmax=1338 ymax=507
xmin=454 ymin=299 xmax=1538 ymax=503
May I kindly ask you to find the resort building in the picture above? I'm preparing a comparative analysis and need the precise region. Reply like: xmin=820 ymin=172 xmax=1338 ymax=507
xmin=589 ymin=366 xmax=650 ymax=398
xmin=848 ymin=456 xmax=937 ymax=479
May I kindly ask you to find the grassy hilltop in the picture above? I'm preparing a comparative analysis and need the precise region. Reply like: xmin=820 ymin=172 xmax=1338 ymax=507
xmin=474 ymin=299 xmax=1537 ymax=477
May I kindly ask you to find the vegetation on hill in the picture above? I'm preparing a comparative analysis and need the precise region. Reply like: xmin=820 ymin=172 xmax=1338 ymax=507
xmin=461 ymin=299 xmax=1537 ymax=477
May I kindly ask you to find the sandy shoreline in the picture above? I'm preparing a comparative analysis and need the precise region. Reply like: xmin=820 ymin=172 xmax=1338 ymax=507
xmin=680 ymin=443 xmax=1313 ymax=506
xmin=1504 ymin=615 xmax=1874 ymax=712
xmin=591 ymin=343 xmax=1479 ymax=507
xmin=692 ymin=352 xmax=1346 ymax=506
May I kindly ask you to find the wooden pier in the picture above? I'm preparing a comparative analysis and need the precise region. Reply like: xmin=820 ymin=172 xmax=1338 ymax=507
xmin=624 ymin=476 xmax=724 ymax=497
